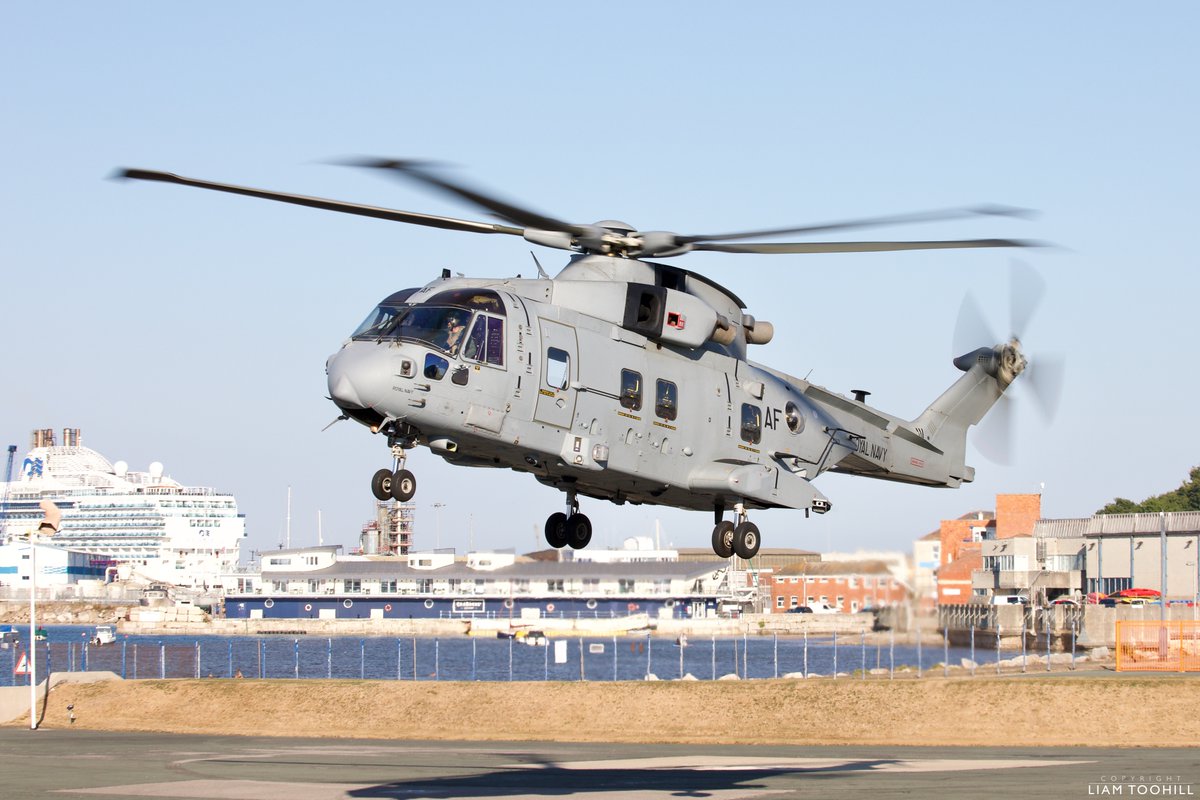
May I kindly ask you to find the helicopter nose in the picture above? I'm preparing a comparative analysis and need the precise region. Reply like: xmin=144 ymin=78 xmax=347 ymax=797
xmin=327 ymin=347 xmax=370 ymax=409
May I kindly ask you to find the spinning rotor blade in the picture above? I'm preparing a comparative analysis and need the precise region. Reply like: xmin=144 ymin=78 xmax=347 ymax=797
xmin=346 ymin=158 xmax=591 ymax=236
xmin=1009 ymin=259 xmax=1046 ymax=341
xmin=953 ymin=293 xmax=997 ymax=357
xmin=692 ymin=238 xmax=1037 ymax=255
xmin=115 ymin=169 xmax=523 ymax=236
xmin=1025 ymin=353 xmax=1065 ymax=421
xmin=676 ymin=204 xmax=1035 ymax=246
xmin=973 ymin=393 xmax=1016 ymax=465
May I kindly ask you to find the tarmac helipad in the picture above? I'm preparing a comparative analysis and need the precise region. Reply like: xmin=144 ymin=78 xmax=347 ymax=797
xmin=0 ymin=730 xmax=1196 ymax=799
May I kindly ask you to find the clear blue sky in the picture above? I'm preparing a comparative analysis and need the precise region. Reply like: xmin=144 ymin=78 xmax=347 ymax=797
xmin=3 ymin=3 xmax=1197 ymax=559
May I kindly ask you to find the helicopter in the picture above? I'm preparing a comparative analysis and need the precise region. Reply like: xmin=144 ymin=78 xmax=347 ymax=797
xmin=118 ymin=160 xmax=1050 ymax=560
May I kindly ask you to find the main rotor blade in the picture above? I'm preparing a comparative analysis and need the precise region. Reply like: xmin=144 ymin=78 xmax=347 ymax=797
xmin=115 ymin=169 xmax=524 ymax=236
xmin=691 ymin=238 xmax=1039 ymax=255
xmin=347 ymin=158 xmax=589 ymax=237
xmin=677 ymin=205 xmax=1035 ymax=245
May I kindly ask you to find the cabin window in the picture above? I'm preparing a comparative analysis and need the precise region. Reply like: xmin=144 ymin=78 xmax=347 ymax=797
xmin=620 ymin=369 xmax=643 ymax=411
xmin=424 ymin=353 xmax=449 ymax=380
xmin=546 ymin=347 xmax=570 ymax=389
xmin=655 ymin=379 xmax=678 ymax=421
xmin=740 ymin=403 xmax=762 ymax=444
xmin=463 ymin=315 xmax=505 ymax=366
xmin=785 ymin=401 xmax=805 ymax=434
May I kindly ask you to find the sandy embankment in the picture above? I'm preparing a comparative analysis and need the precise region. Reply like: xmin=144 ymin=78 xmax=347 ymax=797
xmin=15 ymin=673 xmax=1200 ymax=748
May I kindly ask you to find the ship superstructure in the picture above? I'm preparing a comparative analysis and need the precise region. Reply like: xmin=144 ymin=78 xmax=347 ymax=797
xmin=0 ymin=428 xmax=246 ymax=589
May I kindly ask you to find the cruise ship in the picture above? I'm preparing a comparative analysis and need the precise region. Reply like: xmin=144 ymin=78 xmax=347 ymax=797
xmin=0 ymin=428 xmax=246 ymax=589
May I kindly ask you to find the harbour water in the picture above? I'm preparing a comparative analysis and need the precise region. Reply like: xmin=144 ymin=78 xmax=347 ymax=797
xmin=1 ymin=625 xmax=1058 ymax=686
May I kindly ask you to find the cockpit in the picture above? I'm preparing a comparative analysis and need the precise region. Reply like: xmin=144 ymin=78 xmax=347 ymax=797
xmin=351 ymin=288 xmax=507 ymax=366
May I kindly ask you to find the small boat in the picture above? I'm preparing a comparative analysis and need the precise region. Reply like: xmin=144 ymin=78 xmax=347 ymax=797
xmin=91 ymin=625 xmax=116 ymax=646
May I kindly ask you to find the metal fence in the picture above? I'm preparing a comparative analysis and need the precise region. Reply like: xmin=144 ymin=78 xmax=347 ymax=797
xmin=1 ymin=624 xmax=1095 ymax=686
xmin=1115 ymin=621 xmax=1200 ymax=672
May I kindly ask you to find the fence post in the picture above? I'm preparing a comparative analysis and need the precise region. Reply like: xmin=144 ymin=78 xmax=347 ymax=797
xmin=776 ymin=633 xmax=781 ymax=680
xmin=996 ymin=625 xmax=1002 ymax=675
xmin=970 ymin=625 xmax=976 ymax=677
xmin=860 ymin=632 xmax=865 ymax=680
xmin=159 ymin=642 xmax=165 ymax=679
xmin=1071 ymin=622 xmax=1076 ymax=671
xmin=197 ymin=641 xmax=201 ymax=679
xmin=1021 ymin=617 xmax=1027 ymax=673
xmin=916 ymin=626 xmax=922 ymax=679
xmin=294 ymin=640 xmax=299 ymax=679
xmin=833 ymin=631 xmax=838 ymax=680
xmin=804 ymin=628 xmax=809 ymax=678
xmin=122 ymin=640 xmax=128 ymax=680
xmin=889 ymin=627 xmax=894 ymax=680
xmin=943 ymin=628 xmax=949 ymax=678
xmin=710 ymin=635 xmax=714 ymax=681
xmin=435 ymin=639 xmax=440 ymax=681
xmin=471 ymin=637 xmax=476 ymax=682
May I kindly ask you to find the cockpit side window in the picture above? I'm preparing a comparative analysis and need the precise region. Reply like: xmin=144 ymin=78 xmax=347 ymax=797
xmin=463 ymin=315 xmax=505 ymax=367
xmin=655 ymin=379 xmax=678 ymax=421
xmin=388 ymin=306 xmax=472 ymax=355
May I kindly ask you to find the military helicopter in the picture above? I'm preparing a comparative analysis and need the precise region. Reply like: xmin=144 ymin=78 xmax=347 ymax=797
xmin=118 ymin=160 xmax=1050 ymax=559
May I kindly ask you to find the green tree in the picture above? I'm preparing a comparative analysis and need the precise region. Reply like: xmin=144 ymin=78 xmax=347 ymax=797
xmin=1097 ymin=466 xmax=1200 ymax=514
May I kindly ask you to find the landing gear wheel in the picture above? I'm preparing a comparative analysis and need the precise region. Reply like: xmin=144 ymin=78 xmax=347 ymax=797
xmin=390 ymin=469 xmax=417 ymax=502
xmin=545 ymin=512 xmax=569 ymax=549
xmin=566 ymin=514 xmax=592 ymax=550
xmin=711 ymin=521 xmax=736 ymax=558
xmin=370 ymin=469 xmax=393 ymax=501
xmin=733 ymin=521 xmax=761 ymax=560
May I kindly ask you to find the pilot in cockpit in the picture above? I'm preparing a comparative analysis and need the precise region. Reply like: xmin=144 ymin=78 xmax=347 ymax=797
xmin=440 ymin=314 xmax=467 ymax=354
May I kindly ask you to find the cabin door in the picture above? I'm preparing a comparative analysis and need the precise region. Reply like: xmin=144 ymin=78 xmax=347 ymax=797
xmin=533 ymin=319 xmax=578 ymax=429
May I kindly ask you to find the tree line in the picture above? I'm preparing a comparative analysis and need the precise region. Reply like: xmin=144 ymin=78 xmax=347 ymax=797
xmin=1098 ymin=466 xmax=1200 ymax=514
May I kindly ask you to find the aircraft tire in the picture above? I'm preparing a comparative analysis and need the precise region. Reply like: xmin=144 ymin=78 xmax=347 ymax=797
xmin=733 ymin=521 xmax=761 ymax=560
xmin=711 ymin=521 xmax=735 ymax=558
xmin=545 ymin=512 xmax=569 ymax=548
xmin=371 ymin=469 xmax=393 ymax=501
xmin=566 ymin=514 xmax=592 ymax=549
xmin=391 ymin=469 xmax=417 ymax=502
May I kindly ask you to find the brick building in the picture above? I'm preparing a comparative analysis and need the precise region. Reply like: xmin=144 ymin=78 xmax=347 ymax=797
xmin=766 ymin=560 xmax=906 ymax=613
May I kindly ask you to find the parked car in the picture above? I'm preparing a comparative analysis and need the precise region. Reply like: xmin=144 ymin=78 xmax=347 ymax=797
xmin=786 ymin=605 xmax=813 ymax=614
xmin=992 ymin=595 xmax=1028 ymax=605
xmin=1050 ymin=597 xmax=1079 ymax=606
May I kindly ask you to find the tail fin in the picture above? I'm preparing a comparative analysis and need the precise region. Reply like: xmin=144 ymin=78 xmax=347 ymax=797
xmin=913 ymin=341 xmax=1026 ymax=483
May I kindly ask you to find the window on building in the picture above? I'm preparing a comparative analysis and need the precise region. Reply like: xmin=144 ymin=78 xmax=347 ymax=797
xmin=790 ymin=595 xmax=799 ymax=607
xmin=740 ymin=403 xmax=761 ymax=444
xmin=547 ymin=579 xmax=564 ymax=592
xmin=380 ymin=580 xmax=397 ymax=593
xmin=308 ymin=579 xmax=319 ymax=593
xmin=344 ymin=579 xmax=362 ymax=593
xmin=655 ymin=379 xmax=678 ymax=421
xmin=618 ymin=579 xmax=635 ymax=593
xmin=776 ymin=596 xmax=785 ymax=608
xmin=620 ymin=369 xmax=643 ymax=411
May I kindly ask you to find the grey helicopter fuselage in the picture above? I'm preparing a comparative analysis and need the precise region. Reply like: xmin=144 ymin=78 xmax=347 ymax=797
xmin=326 ymin=253 xmax=1013 ymax=537
xmin=117 ymin=161 xmax=1037 ymax=560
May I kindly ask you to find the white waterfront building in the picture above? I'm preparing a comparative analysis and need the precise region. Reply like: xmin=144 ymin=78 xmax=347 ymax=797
xmin=0 ymin=428 xmax=246 ymax=593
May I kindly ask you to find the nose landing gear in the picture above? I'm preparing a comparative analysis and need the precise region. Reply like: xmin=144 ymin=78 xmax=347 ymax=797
xmin=370 ymin=444 xmax=417 ymax=503
xmin=545 ymin=491 xmax=592 ymax=550
xmin=711 ymin=503 xmax=760 ymax=560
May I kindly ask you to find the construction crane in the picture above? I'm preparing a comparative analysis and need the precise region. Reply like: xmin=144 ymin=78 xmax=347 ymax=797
xmin=1 ymin=445 xmax=15 ymax=543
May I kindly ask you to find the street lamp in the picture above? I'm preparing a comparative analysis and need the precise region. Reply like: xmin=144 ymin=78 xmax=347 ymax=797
xmin=26 ymin=500 xmax=61 ymax=730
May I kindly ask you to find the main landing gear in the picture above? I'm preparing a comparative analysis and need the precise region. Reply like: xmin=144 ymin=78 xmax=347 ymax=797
xmin=370 ymin=444 xmax=417 ymax=503
xmin=545 ymin=490 xmax=592 ymax=550
xmin=711 ymin=503 xmax=760 ymax=560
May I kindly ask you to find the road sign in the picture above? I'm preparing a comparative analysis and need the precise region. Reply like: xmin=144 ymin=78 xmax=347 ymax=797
xmin=14 ymin=651 xmax=30 ymax=676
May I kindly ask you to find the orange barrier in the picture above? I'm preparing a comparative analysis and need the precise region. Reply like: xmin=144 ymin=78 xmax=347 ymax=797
xmin=1115 ymin=620 xmax=1200 ymax=672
